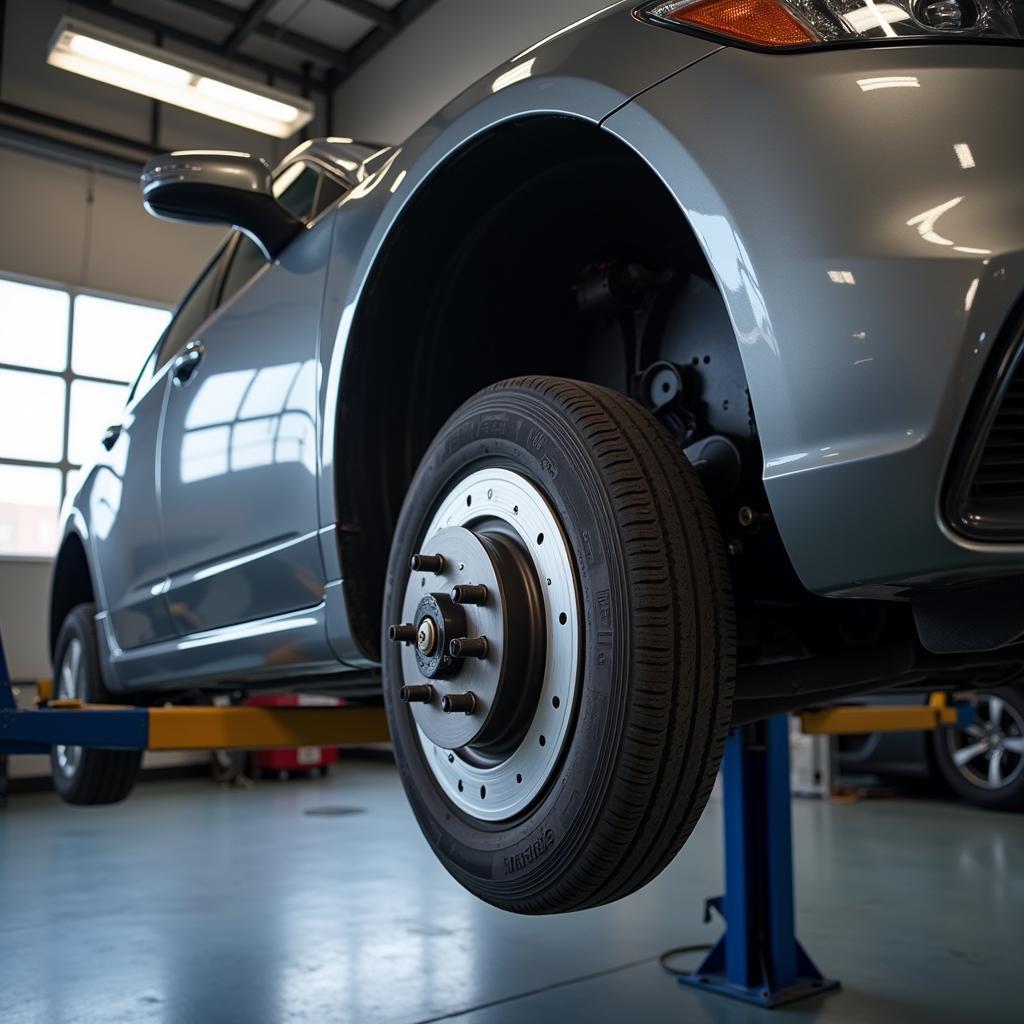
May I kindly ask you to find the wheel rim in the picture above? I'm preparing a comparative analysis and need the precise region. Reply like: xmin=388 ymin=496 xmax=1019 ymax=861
xmin=54 ymin=637 xmax=83 ymax=778
xmin=946 ymin=693 xmax=1024 ymax=791
xmin=389 ymin=468 xmax=581 ymax=821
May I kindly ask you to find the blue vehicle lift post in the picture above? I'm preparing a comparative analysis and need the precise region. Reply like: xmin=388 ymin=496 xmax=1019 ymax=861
xmin=679 ymin=715 xmax=841 ymax=1008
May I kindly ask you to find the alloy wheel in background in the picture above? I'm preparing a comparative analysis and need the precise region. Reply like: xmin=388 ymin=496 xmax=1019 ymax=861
xmin=933 ymin=688 xmax=1024 ymax=811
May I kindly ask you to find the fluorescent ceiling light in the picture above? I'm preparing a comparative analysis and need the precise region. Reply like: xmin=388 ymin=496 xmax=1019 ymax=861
xmin=47 ymin=17 xmax=314 ymax=138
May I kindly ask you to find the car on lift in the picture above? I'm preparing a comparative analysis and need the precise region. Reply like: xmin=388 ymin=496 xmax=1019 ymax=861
xmin=48 ymin=2 xmax=1024 ymax=913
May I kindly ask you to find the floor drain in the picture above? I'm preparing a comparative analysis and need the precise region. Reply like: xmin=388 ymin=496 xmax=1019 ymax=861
xmin=302 ymin=806 xmax=366 ymax=817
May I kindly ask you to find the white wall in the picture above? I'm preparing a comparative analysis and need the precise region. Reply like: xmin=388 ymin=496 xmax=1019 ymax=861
xmin=0 ymin=145 xmax=225 ymax=305
xmin=0 ymin=559 xmax=52 ymax=680
xmin=330 ymin=0 xmax=618 ymax=144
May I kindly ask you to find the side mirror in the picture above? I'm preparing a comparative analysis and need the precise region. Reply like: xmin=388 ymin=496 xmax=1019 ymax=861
xmin=140 ymin=151 xmax=301 ymax=260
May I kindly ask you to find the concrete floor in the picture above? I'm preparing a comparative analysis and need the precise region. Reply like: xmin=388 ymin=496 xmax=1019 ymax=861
xmin=0 ymin=759 xmax=1021 ymax=1024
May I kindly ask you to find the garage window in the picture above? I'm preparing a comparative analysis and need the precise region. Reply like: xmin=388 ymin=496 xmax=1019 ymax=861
xmin=0 ymin=274 xmax=170 ymax=558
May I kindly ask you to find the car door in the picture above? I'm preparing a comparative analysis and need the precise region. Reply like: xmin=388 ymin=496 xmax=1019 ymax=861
xmin=89 ymin=247 xmax=227 ymax=650
xmin=156 ymin=163 xmax=342 ymax=636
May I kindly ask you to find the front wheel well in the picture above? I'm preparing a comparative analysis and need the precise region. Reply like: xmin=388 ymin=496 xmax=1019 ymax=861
xmin=335 ymin=115 xmax=754 ymax=661
xmin=49 ymin=532 xmax=95 ymax=657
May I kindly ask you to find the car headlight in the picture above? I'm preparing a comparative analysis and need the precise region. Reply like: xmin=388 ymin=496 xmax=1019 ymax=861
xmin=638 ymin=0 xmax=1024 ymax=49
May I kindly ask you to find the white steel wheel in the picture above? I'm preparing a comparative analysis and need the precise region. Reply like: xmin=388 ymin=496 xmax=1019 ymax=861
xmin=382 ymin=376 xmax=735 ymax=915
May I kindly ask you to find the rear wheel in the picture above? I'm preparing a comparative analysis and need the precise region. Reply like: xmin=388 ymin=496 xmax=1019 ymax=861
xmin=382 ymin=376 xmax=735 ymax=914
xmin=933 ymin=688 xmax=1024 ymax=811
xmin=50 ymin=604 xmax=142 ymax=805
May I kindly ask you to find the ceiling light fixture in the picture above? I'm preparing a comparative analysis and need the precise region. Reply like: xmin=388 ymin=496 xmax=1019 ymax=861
xmin=47 ymin=18 xmax=314 ymax=139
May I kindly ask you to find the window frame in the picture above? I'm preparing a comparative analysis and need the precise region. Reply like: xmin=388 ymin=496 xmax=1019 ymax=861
xmin=0 ymin=269 xmax=172 ymax=560
xmin=212 ymin=159 xmax=351 ymax=313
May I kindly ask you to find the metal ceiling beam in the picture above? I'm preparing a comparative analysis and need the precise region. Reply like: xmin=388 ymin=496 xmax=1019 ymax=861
xmin=320 ymin=0 xmax=397 ymax=30
xmin=223 ymin=0 xmax=278 ymax=54
xmin=0 ymin=100 xmax=159 ymax=162
xmin=166 ymin=0 xmax=350 ymax=71
xmin=71 ymin=0 xmax=333 ymax=92
xmin=0 ymin=122 xmax=145 ymax=180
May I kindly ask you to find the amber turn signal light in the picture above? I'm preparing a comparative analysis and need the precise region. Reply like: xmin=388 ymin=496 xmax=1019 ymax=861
xmin=655 ymin=0 xmax=818 ymax=47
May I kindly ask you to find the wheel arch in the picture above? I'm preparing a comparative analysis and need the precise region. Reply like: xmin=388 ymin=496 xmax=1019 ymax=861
xmin=49 ymin=529 xmax=96 ymax=658
xmin=332 ymin=114 xmax=750 ymax=662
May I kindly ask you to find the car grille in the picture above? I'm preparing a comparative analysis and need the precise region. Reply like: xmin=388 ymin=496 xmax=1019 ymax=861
xmin=970 ymin=372 xmax=1024 ymax=504
xmin=948 ymin=329 xmax=1024 ymax=539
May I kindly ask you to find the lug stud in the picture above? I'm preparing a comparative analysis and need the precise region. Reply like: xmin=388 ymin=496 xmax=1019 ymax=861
xmin=449 ymin=636 xmax=488 ymax=659
xmin=451 ymin=584 xmax=487 ymax=605
xmin=440 ymin=692 xmax=477 ymax=714
xmin=410 ymin=553 xmax=444 ymax=573
xmin=400 ymin=684 xmax=434 ymax=704
xmin=389 ymin=623 xmax=417 ymax=644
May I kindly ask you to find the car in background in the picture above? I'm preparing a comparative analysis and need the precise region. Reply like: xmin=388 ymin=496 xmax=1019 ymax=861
xmin=836 ymin=686 xmax=1024 ymax=811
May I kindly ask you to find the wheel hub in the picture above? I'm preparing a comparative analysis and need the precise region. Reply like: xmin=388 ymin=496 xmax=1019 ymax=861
xmin=390 ymin=524 xmax=546 ymax=754
xmin=389 ymin=468 xmax=582 ymax=821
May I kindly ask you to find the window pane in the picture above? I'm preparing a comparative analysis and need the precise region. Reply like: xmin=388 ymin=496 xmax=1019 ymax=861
xmin=0 ymin=464 xmax=62 ymax=556
xmin=0 ymin=278 xmax=69 ymax=371
xmin=72 ymin=295 xmax=171 ymax=383
xmin=218 ymin=235 xmax=266 ymax=310
xmin=0 ymin=369 xmax=66 ymax=462
xmin=65 ymin=467 xmax=83 ymax=502
xmin=273 ymin=164 xmax=319 ymax=221
xmin=68 ymin=379 xmax=129 ymax=466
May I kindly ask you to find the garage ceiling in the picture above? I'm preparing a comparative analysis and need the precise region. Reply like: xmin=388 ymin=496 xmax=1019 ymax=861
xmin=0 ymin=0 xmax=440 ymax=168
xmin=68 ymin=0 xmax=441 ymax=92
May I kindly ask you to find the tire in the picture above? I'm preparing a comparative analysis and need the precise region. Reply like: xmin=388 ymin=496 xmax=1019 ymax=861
xmin=382 ymin=376 xmax=735 ymax=914
xmin=932 ymin=687 xmax=1024 ymax=811
xmin=50 ymin=603 xmax=142 ymax=805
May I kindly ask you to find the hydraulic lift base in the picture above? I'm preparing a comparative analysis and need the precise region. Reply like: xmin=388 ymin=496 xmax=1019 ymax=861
xmin=678 ymin=716 xmax=840 ymax=1009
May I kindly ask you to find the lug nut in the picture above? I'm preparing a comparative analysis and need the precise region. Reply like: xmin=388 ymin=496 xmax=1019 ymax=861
xmin=389 ymin=623 xmax=417 ymax=644
xmin=451 ymin=584 xmax=487 ymax=605
xmin=449 ymin=636 xmax=489 ymax=659
xmin=400 ymin=684 xmax=434 ymax=704
xmin=410 ymin=553 xmax=444 ymax=573
xmin=440 ymin=692 xmax=477 ymax=714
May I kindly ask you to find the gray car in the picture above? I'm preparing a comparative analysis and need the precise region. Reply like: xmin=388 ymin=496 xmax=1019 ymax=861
xmin=48 ymin=1 xmax=1024 ymax=913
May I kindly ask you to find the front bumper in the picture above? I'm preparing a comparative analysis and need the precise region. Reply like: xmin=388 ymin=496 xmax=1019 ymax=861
xmin=604 ymin=42 xmax=1024 ymax=596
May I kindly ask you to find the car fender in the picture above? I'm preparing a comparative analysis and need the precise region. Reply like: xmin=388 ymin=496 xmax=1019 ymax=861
xmin=316 ymin=5 xmax=721 ymax=526
xmin=601 ymin=44 xmax=1024 ymax=595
